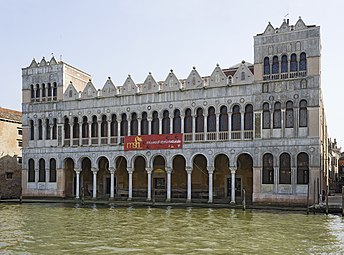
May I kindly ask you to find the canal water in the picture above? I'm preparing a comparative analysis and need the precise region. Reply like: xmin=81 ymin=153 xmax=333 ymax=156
xmin=0 ymin=204 xmax=344 ymax=254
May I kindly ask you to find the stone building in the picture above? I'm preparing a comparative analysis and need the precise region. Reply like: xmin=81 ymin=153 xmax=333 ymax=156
xmin=328 ymin=138 xmax=342 ymax=192
xmin=21 ymin=17 xmax=327 ymax=205
xmin=0 ymin=107 xmax=22 ymax=198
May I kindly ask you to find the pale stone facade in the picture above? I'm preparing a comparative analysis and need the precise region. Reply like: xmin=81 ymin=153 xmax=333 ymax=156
xmin=21 ymin=18 xmax=327 ymax=205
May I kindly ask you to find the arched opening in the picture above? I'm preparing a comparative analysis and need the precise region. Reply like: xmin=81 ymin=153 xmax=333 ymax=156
xmin=82 ymin=116 xmax=88 ymax=145
xmin=38 ymin=119 xmax=43 ymax=140
xmin=263 ymin=57 xmax=270 ymax=75
xmin=272 ymin=55 xmax=279 ymax=74
xmin=273 ymin=102 xmax=281 ymax=128
xmin=219 ymin=105 xmax=228 ymax=132
xmin=110 ymin=114 xmax=118 ymax=144
xmin=64 ymin=158 xmax=75 ymax=197
xmin=52 ymin=119 xmax=57 ymax=140
xmin=192 ymin=154 xmax=208 ymax=200
xmin=207 ymin=107 xmax=216 ymax=132
xmin=152 ymin=155 xmax=166 ymax=200
xmin=72 ymin=117 xmax=79 ymax=145
xmin=30 ymin=120 xmax=35 ymax=140
xmin=162 ymin=110 xmax=170 ymax=134
xmin=290 ymin=53 xmax=298 ymax=72
xmin=120 ymin=113 xmax=128 ymax=137
xmin=285 ymin=101 xmax=294 ymax=128
xmin=281 ymin=55 xmax=288 ymax=73
xmin=236 ymin=154 xmax=253 ymax=203
xmin=115 ymin=156 xmax=128 ymax=198
xmin=214 ymin=154 xmax=229 ymax=200
xmin=299 ymin=100 xmax=308 ymax=127
xmin=45 ymin=119 xmax=50 ymax=140
xmin=130 ymin=112 xmax=138 ymax=135
xmin=262 ymin=153 xmax=274 ymax=184
xmin=80 ymin=157 xmax=92 ymax=197
xmin=91 ymin=115 xmax=98 ymax=145
xmin=133 ymin=156 xmax=147 ymax=199
xmin=262 ymin=103 xmax=270 ymax=129
xmin=49 ymin=158 xmax=56 ymax=182
xmin=151 ymin=111 xmax=159 ymax=134
xmin=28 ymin=158 xmax=35 ymax=182
xmin=101 ymin=115 xmax=108 ymax=144
xmin=184 ymin=108 xmax=192 ymax=133
xmin=299 ymin=52 xmax=307 ymax=72
xmin=38 ymin=158 xmax=45 ymax=182
xmin=297 ymin=152 xmax=309 ymax=184
xmin=172 ymin=155 xmax=187 ymax=199
xmin=97 ymin=157 xmax=110 ymax=198
xmin=244 ymin=104 xmax=253 ymax=131
xmin=279 ymin=153 xmax=291 ymax=184
xmin=173 ymin=109 xmax=181 ymax=133
xmin=141 ymin=112 xmax=148 ymax=135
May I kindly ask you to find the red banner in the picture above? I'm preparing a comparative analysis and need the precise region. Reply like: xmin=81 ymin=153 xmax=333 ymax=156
xmin=124 ymin=134 xmax=183 ymax=151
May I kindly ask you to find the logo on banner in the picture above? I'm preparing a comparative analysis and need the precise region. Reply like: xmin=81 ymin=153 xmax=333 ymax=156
xmin=124 ymin=134 xmax=183 ymax=151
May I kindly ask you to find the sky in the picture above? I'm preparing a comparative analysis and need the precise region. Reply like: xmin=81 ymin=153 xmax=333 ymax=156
xmin=0 ymin=0 xmax=343 ymax=148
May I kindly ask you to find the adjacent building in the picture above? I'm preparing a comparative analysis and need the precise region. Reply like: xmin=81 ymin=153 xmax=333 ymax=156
xmin=0 ymin=107 xmax=22 ymax=198
xmin=21 ymin=17 xmax=327 ymax=205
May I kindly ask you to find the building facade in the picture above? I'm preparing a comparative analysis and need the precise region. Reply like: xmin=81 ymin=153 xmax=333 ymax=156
xmin=21 ymin=17 xmax=327 ymax=205
xmin=0 ymin=107 xmax=22 ymax=198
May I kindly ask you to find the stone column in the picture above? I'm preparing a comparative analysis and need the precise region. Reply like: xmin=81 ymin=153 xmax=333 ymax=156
xmin=180 ymin=114 xmax=184 ymax=133
xmin=192 ymin=115 xmax=196 ymax=141
xmin=146 ymin=167 xmax=152 ymax=201
xmin=208 ymin=166 xmax=215 ymax=203
xmin=169 ymin=117 xmax=173 ymax=134
xmin=50 ymin=124 xmax=54 ymax=141
xmin=127 ymin=168 xmax=134 ymax=200
xmin=274 ymin=166 xmax=279 ymax=193
xmin=92 ymin=167 xmax=98 ymax=199
xmin=148 ymin=118 xmax=152 ymax=134
xmin=117 ymin=116 xmax=121 ymax=144
xmin=98 ymin=121 xmax=102 ymax=145
xmin=79 ymin=121 xmax=82 ymax=145
xmin=109 ymin=167 xmax=115 ymax=200
xmin=230 ymin=168 xmax=236 ymax=204
xmin=204 ymin=114 xmax=208 ymax=141
xmin=74 ymin=168 xmax=81 ymax=199
xmin=88 ymin=121 xmax=92 ymax=145
xmin=69 ymin=123 xmax=73 ymax=145
xmin=137 ymin=117 xmax=141 ymax=135
xmin=186 ymin=166 xmax=192 ymax=203
xmin=107 ymin=120 xmax=111 ymax=144
xmin=291 ymin=167 xmax=297 ymax=194
xmin=127 ymin=117 xmax=131 ymax=136
xmin=166 ymin=167 xmax=172 ymax=202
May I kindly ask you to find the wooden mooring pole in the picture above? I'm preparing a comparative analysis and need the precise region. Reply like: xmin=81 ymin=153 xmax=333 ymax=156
xmin=313 ymin=180 xmax=316 ymax=214
xmin=325 ymin=188 xmax=329 ymax=215
xmin=242 ymin=189 xmax=246 ymax=211
xmin=306 ymin=182 xmax=309 ymax=215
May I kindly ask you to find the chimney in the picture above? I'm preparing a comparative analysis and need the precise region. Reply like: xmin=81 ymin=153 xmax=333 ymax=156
xmin=287 ymin=19 xmax=289 ymax=25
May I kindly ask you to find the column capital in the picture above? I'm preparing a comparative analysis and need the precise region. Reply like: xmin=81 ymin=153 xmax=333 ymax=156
xmin=91 ymin=167 xmax=98 ymax=173
xmin=207 ymin=166 xmax=215 ymax=174
xmin=145 ymin=167 xmax=153 ymax=174
xmin=186 ymin=166 xmax=192 ymax=174
xmin=74 ymin=168 xmax=82 ymax=174
xmin=166 ymin=167 xmax=173 ymax=174
xmin=127 ymin=167 xmax=134 ymax=174
xmin=230 ymin=168 xmax=237 ymax=174
xmin=108 ymin=167 xmax=115 ymax=174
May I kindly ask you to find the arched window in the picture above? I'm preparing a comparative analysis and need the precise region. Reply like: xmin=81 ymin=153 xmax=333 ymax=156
xmin=273 ymin=102 xmax=281 ymax=128
xmin=47 ymin=83 xmax=52 ymax=97
xmin=195 ymin=108 xmax=204 ymax=132
xmin=30 ymin=120 xmax=35 ymax=140
xmin=101 ymin=115 xmax=107 ymax=137
xmin=49 ymin=158 xmax=56 ymax=182
xmin=91 ymin=116 xmax=98 ymax=138
xmin=35 ymin=84 xmax=40 ymax=98
xmin=264 ymin=57 xmax=270 ymax=75
xmin=130 ymin=113 xmax=138 ymax=135
xmin=285 ymin=101 xmax=294 ymax=128
xmin=52 ymin=118 xmax=57 ymax=139
xmin=73 ymin=117 xmax=79 ymax=138
xmin=184 ymin=109 xmax=192 ymax=133
xmin=173 ymin=109 xmax=181 ymax=133
xmin=263 ymin=103 xmax=270 ymax=129
xmin=299 ymin=52 xmax=307 ymax=71
xmin=82 ymin=116 xmax=88 ymax=138
xmin=263 ymin=153 xmax=274 ymax=184
xmin=207 ymin=107 xmax=216 ymax=132
xmin=272 ymin=56 xmax=279 ymax=74
xmin=141 ymin=112 xmax=148 ymax=135
xmin=151 ymin=111 xmax=159 ymax=134
xmin=45 ymin=119 xmax=50 ymax=140
xmin=219 ymin=106 xmax=228 ymax=131
xmin=279 ymin=153 xmax=291 ymax=184
xmin=162 ymin=110 xmax=170 ymax=134
xmin=120 ymin=113 xmax=128 ymax=136
xmin=42 ymin=83 xmax=46 ymax=98
xmin=297 ymin=152 xmax=309 ymax=184
xmin=39 ymin=158 xmax=45 ymax=182
xmin=299 ymin=100 xmax=308 ymax=127
xmin=28 ymin=159 xmax=35 ymax=182
xmin=281 ymin=55 xmax=288 ymax=73
xmin=30 ymin=85 xmax=35 ymax=99
xmin=110 ymin=114 xmax=118 ymax=137
xmin=231 ymin=105 xmax=241 ymax=131
xmin=290 ymin=53 xmax=298 ymax=72
xmin=64 ymin=117 xmax=70 ymax=139
xmin=53 ymin=82 xmax=57 ymax=97
xmin=38 ymin=119 xmax=43 ymax=140
xmin=244 ymin=104 xmax=253 ymax=130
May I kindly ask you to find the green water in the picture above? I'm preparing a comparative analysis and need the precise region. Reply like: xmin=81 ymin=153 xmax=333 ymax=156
xmin=0 ymin=204 xmax=343 ymax=254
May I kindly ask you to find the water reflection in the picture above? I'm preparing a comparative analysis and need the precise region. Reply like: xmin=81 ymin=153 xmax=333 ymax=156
xmin=0 ymin=204 xmax=343 ymax=254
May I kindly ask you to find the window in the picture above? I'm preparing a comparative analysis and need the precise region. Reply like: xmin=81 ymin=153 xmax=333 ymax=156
xmin=299 ymin=52 xmax=307 ymax=71
xmin=52 ymin=119 xmax=57 ymax=139
xmin=121 ymin=113 xmax=128 ymax=136
xmin=264 ymin=57 xmax=270 ymax=75
xmin=73 ymin=117 xmax=79 ymax=138
xmin=219 ymin=106 xmax=228 ymax=131
xmin=162 ymin=110 xmax=170 ymax=134
xmin=91 ymin=116 xmax=98 ymax=138
xmin=38 ymin=119 xmax=43 ymax=140
xmin=262 ymin=153 xmax=274 ymax=184
xmin=285 ymin=101 xmax=294 ymax=128
xmin=111 ymin=114 xmax=118 ymax=137
xmin=290 ymin=53 xmax=298 ymax=72
xmin=299 ymin=100 xmax=308 ymax=127
xmin=151 ymin=111 xmax=159 ymax=134
xmin=36 ymin=84 xmax=40 ymax=98
xmin=263 ymin=103 xmax=270 ymax=129
xmin=30 ymin=120 xmax=35 ymax=140
xmin=195 ymin=108 xmax=204 ymax=132
xmin=53 ymin=82 xmax=57 ymax=97
xmin=30 ymin=84 xmax=35 ymax=99
xmin=101 ymin=115 xmax=108 ymax=137
xmin=231 ymin=105 xmax=241 ymax=131
xmin=273 ymin=102 xmax=281 ymax=128
xmin=130 ymin=113 xmax=138 ymax=135
xmin=82 ymin=117 xmax=89 ymax=138
xmin=207 ymin=107 xmax=216 ymax=132
xmin=5 ymin=172 xmax=13 ymax=180
xmin=48 ymin=83 xmax=52 ymax=97
xmin=141 ymin=112 xmax=148 ymax=135
xmin=244 ymin=104 xmax=253 ymax=130
xmin=279 ymin=153 xmax=291 ymax=184
xmin=184 ymin=109 xmax=192 ymax=133
xmin=46 ymin=119 xmax=50 ymax=140
xmin=281 ymin=55 xmax=288 ymax=73
xmin=64 ymin=117 xmax=70 ymax=139
xmin=42 ymin=83 xmax=46 ymax=98
xmin=28 ymin=159 xmax=35 ymax=182
xmin=173 ymin=109 xmax=181 ymax=133
xmin=49 ymin=158 xmax=56 ymax=182
xmin=272 ymin=56 xmax=279 ymax=74
xmin=297 ymin=153 xmax=309 ymax=184
xmin=39 ymin=158 xmax=45 ymax=182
